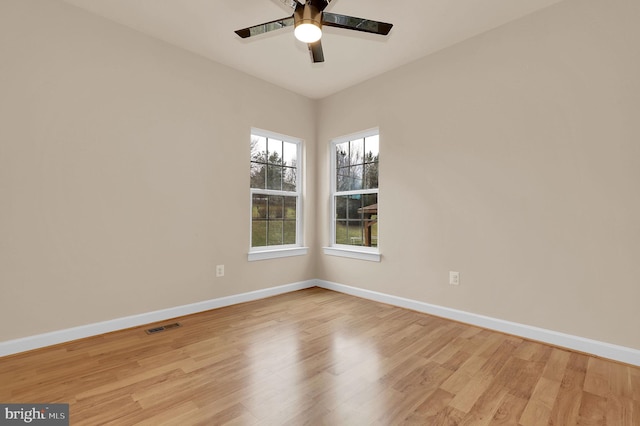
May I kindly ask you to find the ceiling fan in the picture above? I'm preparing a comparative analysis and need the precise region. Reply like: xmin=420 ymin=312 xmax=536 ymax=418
xmin=234 ymin=0 xmax=393 ymax=63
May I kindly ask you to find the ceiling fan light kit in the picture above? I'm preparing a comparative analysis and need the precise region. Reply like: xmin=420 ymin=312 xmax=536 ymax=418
xmin=294 ymin=3 xmax=322 ymax=43
xmin=235 ymin=0 xmax=393 ymax=63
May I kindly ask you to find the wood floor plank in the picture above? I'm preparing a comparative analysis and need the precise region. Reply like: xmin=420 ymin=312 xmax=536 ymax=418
xmin=1 ymin=287 xmax=639 ymax=425
xmin=431 ymin=406 xmax=466 ymax=425
xmin=448 ymin=374 xmax=495 ymax=413
xmin=458 ymin=381 xmax=508 ymax=426
xmin=577 ymin=391 xmax=608 ymax=425
xmin=440 ymin=355 xmax=488 ymax=395
xmin=633 ymin=371 xmax=640 ymax=402
xmin=584 ymin=356 xmax=612 ymax=398
xmin=542 ymin=348 xmax=571 ymax=382
xmin=519 ymin=377 xmax=562 ymax=426
xmin=407 ymin=388 xmax=455 ymax=423
xmin=477 ymin=339 xmax=519 ymax=379
xmin=488 ymin=393 xmax=528 ymax=425
xmin=493 ymin=356 xmax=545 ymax=400
xmin=605 ymin=393 xmax=636 ymax=426
xmin=548 ymin=365 xmax=585 ymax=425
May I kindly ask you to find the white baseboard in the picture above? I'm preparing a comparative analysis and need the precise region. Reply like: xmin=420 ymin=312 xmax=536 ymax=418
xmin=315 ymin=279 xmax=640 ymax=367
xmin=0 ymin=280 xmax=315 ymax=358
xmin=3 ymin=279 xmax=639 ymax=366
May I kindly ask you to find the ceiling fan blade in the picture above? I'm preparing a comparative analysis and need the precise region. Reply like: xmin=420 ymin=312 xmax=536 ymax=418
xmin=322 ymin=12 xmax=393 ymax=36
xmin=308 ymin=40 xmax=324 ymax=63
xmin=308 ymin=0 xmax=334 ymax=12
xmin=235 ymin=16 xmax=295 ymax=39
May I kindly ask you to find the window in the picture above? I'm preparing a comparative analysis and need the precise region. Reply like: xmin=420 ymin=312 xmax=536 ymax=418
xmin=325 ymin=129 xmax=380 ymax=262
xmin=249 ymin=129 xmax=307 ymax=261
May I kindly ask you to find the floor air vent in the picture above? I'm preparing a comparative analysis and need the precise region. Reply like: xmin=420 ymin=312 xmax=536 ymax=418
xmin=145 ymin=322 xmax=181 ymax=335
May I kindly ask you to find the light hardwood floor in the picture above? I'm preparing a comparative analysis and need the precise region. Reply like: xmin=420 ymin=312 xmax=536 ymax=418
xmin=1 ymin=287 xmax=639 ymax=425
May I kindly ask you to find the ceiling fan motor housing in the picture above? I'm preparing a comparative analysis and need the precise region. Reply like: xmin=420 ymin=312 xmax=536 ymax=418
xmin=294 ymin=3 xmax=322 ymax=33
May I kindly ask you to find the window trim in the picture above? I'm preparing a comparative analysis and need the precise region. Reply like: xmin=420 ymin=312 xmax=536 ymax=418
xmin=248 ymin=128 xmax=307 ymax=261
xmin=324 ymin=128 xmax=381 ymax=262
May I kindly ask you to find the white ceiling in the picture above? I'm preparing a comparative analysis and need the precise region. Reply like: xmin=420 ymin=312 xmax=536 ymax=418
xmin=61 ymin=0 xmax=565 ymax=99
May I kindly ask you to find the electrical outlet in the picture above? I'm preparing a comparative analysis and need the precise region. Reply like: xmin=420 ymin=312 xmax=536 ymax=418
xmin=216 ymin=265 xmax=224 ymax=277
xmin=449 ymin=271 xmax=460 ymax=285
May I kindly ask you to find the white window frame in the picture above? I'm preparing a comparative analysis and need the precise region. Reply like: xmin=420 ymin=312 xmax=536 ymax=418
xmin=248 ymin=128 xmax=307 ymax=261
xmin=324 ymin=128 xmax=381 ymax=262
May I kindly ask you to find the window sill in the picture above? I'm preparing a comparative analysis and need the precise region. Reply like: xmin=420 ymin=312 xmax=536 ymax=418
xmin=248 ymin=247 xmax=308 ymax=262
xmin=323 ymin=247 xmax=381 ymax=262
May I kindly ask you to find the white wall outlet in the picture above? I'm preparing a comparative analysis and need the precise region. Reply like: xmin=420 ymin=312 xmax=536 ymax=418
xmin=449 ymin=271 xmax=460 ymax=285
xmin=216 ymin=265 xmax=225 ymax=277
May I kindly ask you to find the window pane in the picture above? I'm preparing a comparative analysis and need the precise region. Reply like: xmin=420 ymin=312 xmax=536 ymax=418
xmin=362 ymin=194 xmax=378 ymax=248
xmin=335 ymin=195 xmax=347 ymax=220
xmin=364 ymin=135 xmax=379 ymax=162
xmin=336 ymin=142 xmax=349 ymax=168
xmin=337 ymin=167 xmax=350 ymax=192
xmin=268 ymin=221 xmax=284 ymax=245
xmin=284 ymin=196 xmax=297 ymax=219
xmin=282 ymin=141 xmax=297 ymax=167
xmin=350 ymin=138 xmax=364 ymax=165
xmin=364 ymin=163 xmax=378 ymax=189
xmin=252 ymin=220 xmax=267 ymax=247
xmin=250 ymin=162 xmax=265 ymax=189
xmin=251 ymin=136 xmax=267 ymax=163
xmin=252 ymin=194 xmax=268 ymax=219
xmin=347 ymin=221 xmax=363 ymax=246
xmin=347 ymin=195 xmax=362 ymax=219
xmin=335 ymin=220 xmax=348 ymax=245
xmin=268 ymin=195 xmax=284 ymax=219
xmin=349 ymin=165 xmax=363 ymax=190
xmin=371 ymin=222 xmax=378 ymax=247
xmin=363 ymin=193 xmax=378 ymax=211
xmin=283 ymin=220 xmax=296 ymax=245
xmin=267 ymin=164 xmax=282 ymax=190
xmin=267 ymin=139 xmax=283 ymax=164
xmin=283 ymin=166 xmax=296 ymax=191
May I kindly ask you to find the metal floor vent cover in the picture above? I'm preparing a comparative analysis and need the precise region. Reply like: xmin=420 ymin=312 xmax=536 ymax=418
xmin=145 ymin=322 xmax=181 ymax=335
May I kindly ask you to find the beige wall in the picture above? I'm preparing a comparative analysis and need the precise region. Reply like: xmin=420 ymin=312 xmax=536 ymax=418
xmin=0 ymin=0 xmax=317 ymax=341
xmin=317 ymin=0 xmax=640 ymax=350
